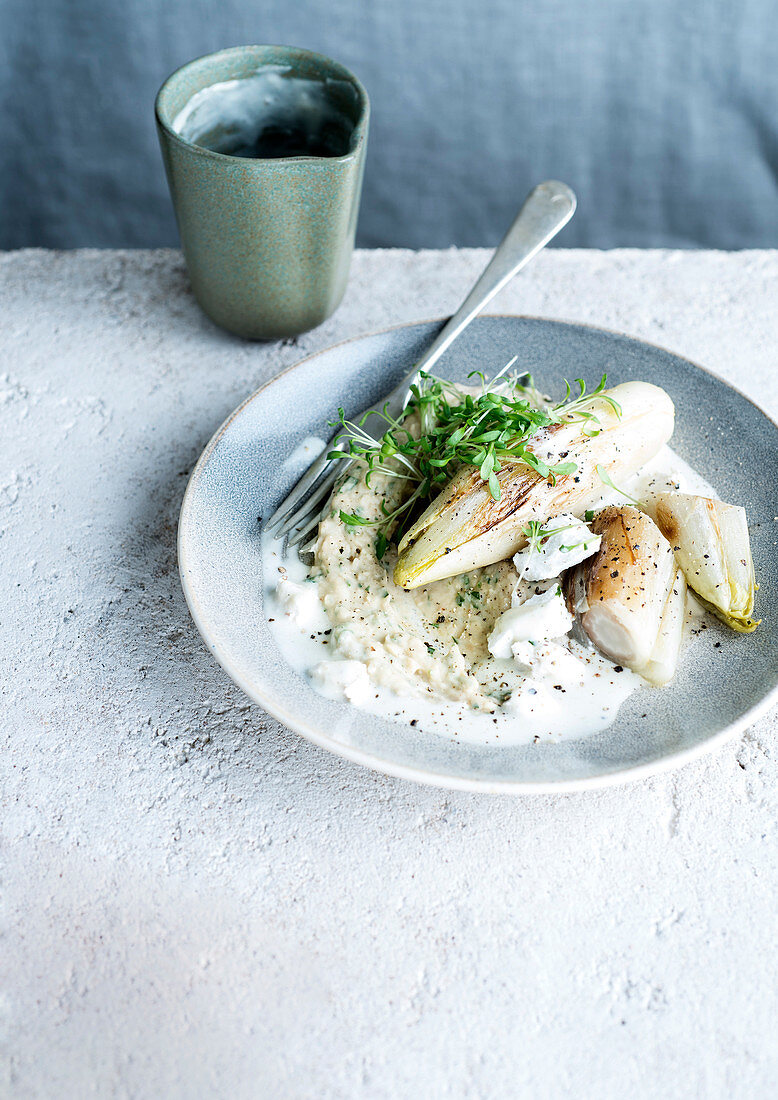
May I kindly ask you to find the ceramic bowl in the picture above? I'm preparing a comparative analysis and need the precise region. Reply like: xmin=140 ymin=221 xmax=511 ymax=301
xmin=179 ymin=316 xmax=778 ymax=791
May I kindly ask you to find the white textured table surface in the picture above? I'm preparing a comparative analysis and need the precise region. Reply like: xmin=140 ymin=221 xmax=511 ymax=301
xmin=3 ymin=248 xmax=778 ymax=1099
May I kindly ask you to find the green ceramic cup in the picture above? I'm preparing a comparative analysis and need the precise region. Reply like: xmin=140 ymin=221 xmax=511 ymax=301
xmin=155 ymin=45 xmax=369 ymax=340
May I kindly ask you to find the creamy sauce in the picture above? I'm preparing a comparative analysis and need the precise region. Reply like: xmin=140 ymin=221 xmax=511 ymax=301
xmin=263 ymin=442 xmax=717 ymax=747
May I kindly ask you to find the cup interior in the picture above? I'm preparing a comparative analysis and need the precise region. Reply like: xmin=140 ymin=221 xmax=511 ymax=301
xmin=155 ymin=45 xmax=369 ymax=161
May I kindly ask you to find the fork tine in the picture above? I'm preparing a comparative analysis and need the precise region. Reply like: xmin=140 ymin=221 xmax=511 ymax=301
xmin=286 ymin=500 xmax=327 ymax=549
xmin=274 ymin=461 xmax=346 ymax=538
xmin=266 ymin=439 xmax=345 ymax=531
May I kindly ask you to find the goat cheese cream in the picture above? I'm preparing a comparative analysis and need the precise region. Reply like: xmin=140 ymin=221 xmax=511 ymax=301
xmin=263 ymin=438 xmax=716 ymax=747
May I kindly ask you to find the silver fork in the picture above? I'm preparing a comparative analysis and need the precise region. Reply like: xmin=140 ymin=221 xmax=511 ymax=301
xmin=267 ymin=180 xmax=577 ymax=547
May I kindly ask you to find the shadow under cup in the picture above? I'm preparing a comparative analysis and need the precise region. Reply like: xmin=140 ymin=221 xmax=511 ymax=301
xmin=155 ymin=46 xmax=369 ymax=340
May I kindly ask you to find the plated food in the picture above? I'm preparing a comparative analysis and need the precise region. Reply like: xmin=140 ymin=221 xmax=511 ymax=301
xmin=179 ymin=315 xmax=777 ymax=789
xmin=265 ymin=365 xmax=759 ymax=746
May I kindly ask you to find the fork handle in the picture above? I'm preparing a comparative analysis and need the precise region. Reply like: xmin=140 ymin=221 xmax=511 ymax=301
xmin=267 ymin=181 xmax=576 ymax=534
xmin=393 ymin=180 xmax=576 ymax=402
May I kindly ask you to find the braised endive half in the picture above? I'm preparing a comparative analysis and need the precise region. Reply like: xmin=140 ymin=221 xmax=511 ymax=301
xmin=564 ymin=506 xmax=686 ymax=685
xmin=644 ymin=492 xmax=759 ymax=632
xmin=393 ymin=381 xmax=674 ymax=588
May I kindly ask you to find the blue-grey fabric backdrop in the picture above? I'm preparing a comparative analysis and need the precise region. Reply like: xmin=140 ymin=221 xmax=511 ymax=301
xmin=2 ymin=0 xmax=777 ymax=249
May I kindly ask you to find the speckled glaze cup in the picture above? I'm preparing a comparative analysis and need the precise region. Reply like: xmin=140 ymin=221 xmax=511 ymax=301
xmin=155 ymin=46 xmax=369 ymax=340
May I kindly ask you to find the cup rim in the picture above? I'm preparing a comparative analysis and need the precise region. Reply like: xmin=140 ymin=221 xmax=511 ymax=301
xmin=154 ymin=43 xmax=370 ymax=166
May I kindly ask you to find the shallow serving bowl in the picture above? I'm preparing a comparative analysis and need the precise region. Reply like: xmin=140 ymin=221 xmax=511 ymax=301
xmin=179 ymin=316 xmax=778 ymax=792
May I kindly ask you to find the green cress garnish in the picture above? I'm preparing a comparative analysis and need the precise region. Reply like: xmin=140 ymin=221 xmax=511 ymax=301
xmin=331 ymin=369 xmax=620 ymax=557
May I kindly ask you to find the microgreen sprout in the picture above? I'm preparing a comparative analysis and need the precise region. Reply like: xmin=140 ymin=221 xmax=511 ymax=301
xmin=516 ymin=517 xmax=600 ymax=579
xmin=521 ymin=519 xmax=580 ymax=554
xmin=555 ymin=375 xmax=622 ymax=422
xmin=331 ymin=369 xmax=620 ymax=554
xmin=595 ymin=465 xmax=642 ymax=507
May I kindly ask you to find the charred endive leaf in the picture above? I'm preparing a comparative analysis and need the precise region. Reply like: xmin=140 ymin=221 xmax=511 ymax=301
xmin=563 ymin=505 xmax=681 ymax=684
xmin=393 ymin=381 xmax=674 ymax=589
xmin=645 ymin=492 xmax=759 ymax=633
